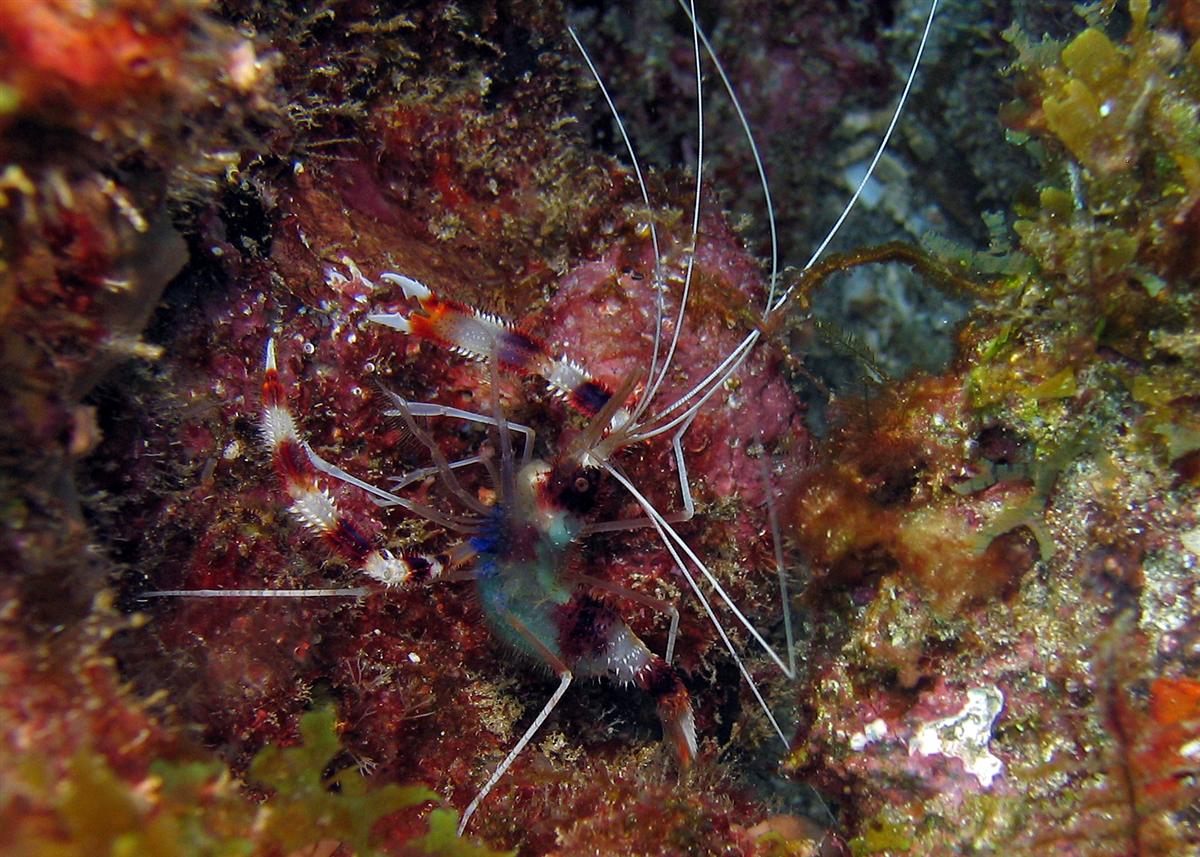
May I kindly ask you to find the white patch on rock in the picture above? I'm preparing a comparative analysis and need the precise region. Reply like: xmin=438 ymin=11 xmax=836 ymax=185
xmin=850 ymin=717 xmax=889 ymax=752
xmin=909 ymin=686 xmax=1005 ymax=788
xmin=1180 ymin=526 xmax=1200 ymax=557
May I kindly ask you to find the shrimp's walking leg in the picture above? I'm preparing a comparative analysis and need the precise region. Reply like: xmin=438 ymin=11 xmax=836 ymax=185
xmin=566 ymin=571 xmax=680 ymax=666
xmin=377 ymin=388 xmax=491 ymax=517
xmin=261 ymin=339 xmax=455 ymax=587
xmin=560 ymin=594 xmax=697 ymax=770
xmin=458 ymin=613 xmax=573 ymax=836
xmin=380 ymin=398 xmax=536 ymax=472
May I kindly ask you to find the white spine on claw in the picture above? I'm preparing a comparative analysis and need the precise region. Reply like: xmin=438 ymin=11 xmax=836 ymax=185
xmin=262 ymin=405 xmax=298 ymax=448
xmin=363 ymin=551 xmax=408 ymax=586
xmin=362 ymin=551 xmax=444 ymax=587
xmin=545 ymin=358 xmax=587 ymax=399
xmin=674 ymin=707 xmax=698 ymax=760
xmin=291 ymin=487 xmax=340 ymax=534
xmin=598 ymin=622 xmax=653 ymax=686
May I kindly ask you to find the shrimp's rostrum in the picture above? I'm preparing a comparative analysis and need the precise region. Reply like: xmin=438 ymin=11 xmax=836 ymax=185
xmin=139 ymin=0 xmax=940 ymax=845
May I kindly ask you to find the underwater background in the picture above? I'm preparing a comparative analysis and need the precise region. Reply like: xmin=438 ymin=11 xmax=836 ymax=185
xmin=2 ymin=1 xmax=1199 ymax=854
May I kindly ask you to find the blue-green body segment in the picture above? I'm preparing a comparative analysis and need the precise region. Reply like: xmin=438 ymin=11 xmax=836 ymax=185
xmin=465 ymin=462 xmax=696 ymax=765
xmin=470 ymin=501 xmax=581 ymax=662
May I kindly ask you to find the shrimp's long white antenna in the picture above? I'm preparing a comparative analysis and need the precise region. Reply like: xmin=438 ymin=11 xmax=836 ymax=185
xmin=782 ymin=0 xmax=941 ymax=309
xmin=566 ymin=24 xmax=666 ymax=422
xmin=636 ymin=0 xmax=705 ymax=415
xmin=628 ymin=0 xmax=941 ymax=441
xmin=629 ymin=328 xmax=759 ymax=443
xmin=140 ymin=588 xmax=370 ymax=598
xmin=603 ymin=461 xmax=789 ymax=745
xmin=673 ymin=0 xmax=778 ymax=316
xmin=587 ymin=0 xmax=942 ymax=679
xmin=761 ymin=449 xmax=795 ymax=678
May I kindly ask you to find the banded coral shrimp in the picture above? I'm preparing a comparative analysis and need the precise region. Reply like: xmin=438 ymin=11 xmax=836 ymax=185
xmin=120 ymin=0 xmax=941 ymax=849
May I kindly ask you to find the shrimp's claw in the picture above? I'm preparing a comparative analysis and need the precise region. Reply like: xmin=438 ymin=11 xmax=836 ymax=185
xmin=638 ymin=659 xmax=698 ymax=768
xmin=660 ymin=692 xmax=698 ymax=769
xmin=562 ymin=594 xmax=697 ymax=769
xmin=366 ymin=272 xmax=434 ymax=333
xmin=380 ymin=271 xmax=432 ymax=302
xmin=366 ymin=312 xmax=413 ymax=334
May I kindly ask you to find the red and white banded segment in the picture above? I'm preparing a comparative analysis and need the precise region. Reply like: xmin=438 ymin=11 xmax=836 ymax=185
xmin=368 ymin=273 xmax=631 ymax=429
xmin=261 ymin=339 xmax=445 ymax=588
xmin=618 ymin=630 xmax=698 ymax=768
xmin=561 ymin=594 xmax=697 ymax=767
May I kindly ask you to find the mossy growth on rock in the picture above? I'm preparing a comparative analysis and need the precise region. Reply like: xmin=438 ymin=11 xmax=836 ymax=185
xmin=1 ymin=704 xmax=509 ymax=857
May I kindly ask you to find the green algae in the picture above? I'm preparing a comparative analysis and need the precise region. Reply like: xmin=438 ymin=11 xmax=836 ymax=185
xmin=849 ymin=811 xmax=913 ymax=855
xmin=5 ymin=751 xmax=252 ymax=857
xmin=1006 ymin=5 xmax=1200 ymax=308
xmin=2 ymin=705 xmax=509 ymax=857
xmin=991 ymin=0 xmax=1200 ymax=481
xmin=246 ymin=706 xmax=442 ymax=857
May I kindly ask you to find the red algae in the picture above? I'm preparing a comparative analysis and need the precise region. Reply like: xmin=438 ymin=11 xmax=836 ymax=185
xmin=0 ymin=0 xmax=189 ymax=109
xmin=788 ymin=373 xmax=1044 ymax=617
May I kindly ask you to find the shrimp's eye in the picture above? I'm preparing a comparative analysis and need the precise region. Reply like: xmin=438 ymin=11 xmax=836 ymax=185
xmin=553 ymin=465 xmax=600 ymax=515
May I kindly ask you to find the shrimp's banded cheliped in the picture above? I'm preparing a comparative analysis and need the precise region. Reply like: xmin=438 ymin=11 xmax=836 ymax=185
xmin=138 ymin=0 xmax=940 ymax=846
